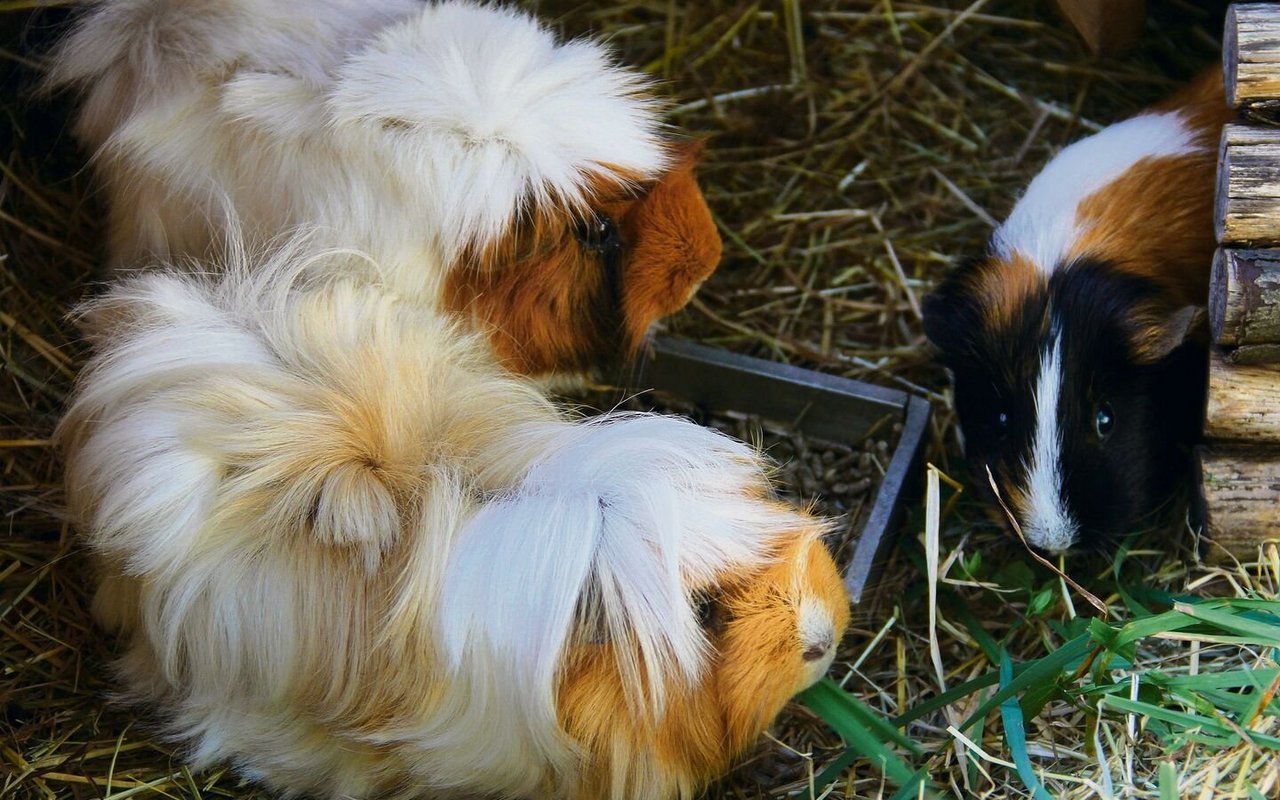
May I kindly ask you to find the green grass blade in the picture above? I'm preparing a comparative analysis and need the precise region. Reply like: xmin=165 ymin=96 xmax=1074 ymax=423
xmin=1100 ymin=696 xmax=1280 ymax=750
xmin=887 ymin=769 xmax=934 ymax=800
xmin=801 ymin=678 xmax=922 ymax=754
xmin=1159 ymin=762 xmax=1178 ymax=800
xmin=960 ymin=633 xmax=1093 ymax=730
xmin=800 ymin=679 xmax=924 ymax=790
xmin=895 ymin=671 xmax=1002 ymax=727
xmin=1109 ymin=610 xmax=1200 ymax=651
xmin=999 ymin=651 xmax=1054 ymax=800
xmin=1172 ymin=601 xmax=1280 ymax=645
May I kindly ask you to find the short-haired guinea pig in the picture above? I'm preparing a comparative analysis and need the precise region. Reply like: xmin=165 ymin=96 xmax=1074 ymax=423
xmin=48 ymin=0 xmax=721 ymax=378
xmin=923 ymin=70 xmax=1232 ymax=552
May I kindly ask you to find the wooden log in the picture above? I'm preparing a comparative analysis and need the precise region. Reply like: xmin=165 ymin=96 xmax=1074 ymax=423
xmin=1226 ymin=343 xmax=1280 ymax=364
xmin=1209 ymin=248 xmax=1280 ymax=346
xmin=1225 ymin=3 xmax=1280 ymax=108
xmin=1216 ymin=124 xmax=1280 ymax=246
xmin=1201 ymin=443 xmax=1280 ymax=558
xmin=1052 ymin=0 xmax=1146 ymax=56
xmin=1206 ymin=347 xmax=1280 ymax=442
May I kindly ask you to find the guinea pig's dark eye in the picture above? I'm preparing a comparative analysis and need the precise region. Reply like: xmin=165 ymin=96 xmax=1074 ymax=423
xmin=995 ymin=410 xmax=1009 ymax=436
xmin=1095 ymin=402 xmax=1115 ymax=440
xmin=574 ymin=213 xmax=620 ymax=253
xmin=694 ymin=592 xmax=727 ymax=635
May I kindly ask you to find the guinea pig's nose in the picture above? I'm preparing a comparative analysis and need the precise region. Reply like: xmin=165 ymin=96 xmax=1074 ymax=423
xmin=798 ymin=597 xmax=838 ymax=670
xmin=802 ymin=637 xmax=832 ymax=662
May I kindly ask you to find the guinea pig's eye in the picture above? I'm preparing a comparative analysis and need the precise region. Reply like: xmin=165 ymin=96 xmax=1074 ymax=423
xmin=694 ymin=591 xmax=728 ymax=635
xmin=1094 ymin=402 xmax=1115 ymax=440
xmin=995 ymin=410 xmax=1010 ymax=436
xmin=574 ymin=213 xmax=621 ymax=253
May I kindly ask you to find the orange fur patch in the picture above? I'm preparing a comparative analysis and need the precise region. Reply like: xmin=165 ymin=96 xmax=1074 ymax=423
xmin=443 ymin=140 xmax=721 ymax=376
xmin=617 ymin=141 xmax=722 ymax=354
xmin=972 ymin=252 xmax=1045 ymax=332
xmin=1068 ymin=68 xmax=1233 ymax=308
xmin=1152 ymin=67 xmax=1233 ymax=143
xmin=1068 ymin=152 xmax=1219 ymax=308
xmin=558 ymin=529 xmax=849 ymax=797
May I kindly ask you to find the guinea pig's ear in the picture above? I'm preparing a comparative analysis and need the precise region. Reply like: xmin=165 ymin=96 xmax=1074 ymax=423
xmin=1128 ymin=304 xmax=1206 ymax=364
xmin=921 ymin=260 xmax=983 ymax=361
xmin=615 ymin=137 xmax=722 ymax=351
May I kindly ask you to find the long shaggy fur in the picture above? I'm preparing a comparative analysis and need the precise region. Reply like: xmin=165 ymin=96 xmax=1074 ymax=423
xmin=57 ymin=240 xmax=850 ymax=799
xmin=48 ymin=0 xmax=720 ymax=380
xmin=48 ymin=0 xmax=667 ymax=270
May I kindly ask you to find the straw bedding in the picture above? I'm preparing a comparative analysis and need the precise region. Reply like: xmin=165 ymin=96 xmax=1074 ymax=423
xmin=4 ymin=1 xmax=1269 ymax=798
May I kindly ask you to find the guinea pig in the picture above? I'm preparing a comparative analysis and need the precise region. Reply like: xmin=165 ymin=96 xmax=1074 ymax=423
xmin=57 ymin=239 xmax=851 ymax=800
xmin=48 ymin=0 xmax=721 ymax=378
xmin=922 ymin=69 xmax=1232 ymax=552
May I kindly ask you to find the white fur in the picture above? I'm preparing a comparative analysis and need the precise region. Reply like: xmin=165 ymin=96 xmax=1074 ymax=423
xmin=58 ymin=239 xmax=831 ymax=799
xmin=48 ymin=0 xmax=668 ymax=300
xmin=993 ymin=111 xmax=1200 ymax=274
xmin=1021 ymin=334 xmax=1079 ymax=552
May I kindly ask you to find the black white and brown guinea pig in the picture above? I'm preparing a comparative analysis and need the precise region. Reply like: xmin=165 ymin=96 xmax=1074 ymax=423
xmin=923 ymin=69 xmax=1232 ymax=552
xmin=47 ymin=0 xmax=721 ymax=379
xmin=49 ymin=2 xmax=852 ymax=799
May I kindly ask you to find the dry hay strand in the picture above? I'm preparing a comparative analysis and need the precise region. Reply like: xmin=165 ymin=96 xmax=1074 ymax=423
xmin=3 ymin=1 xmax=1268 ymax=799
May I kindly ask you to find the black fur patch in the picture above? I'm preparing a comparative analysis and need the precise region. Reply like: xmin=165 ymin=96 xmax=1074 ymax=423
xmin=924 ymin=257 xmax=1206 ymax=550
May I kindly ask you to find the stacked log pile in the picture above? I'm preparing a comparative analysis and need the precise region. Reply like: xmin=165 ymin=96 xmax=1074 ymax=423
xmin=1203 ymin=3 xmax=1280 ymax=557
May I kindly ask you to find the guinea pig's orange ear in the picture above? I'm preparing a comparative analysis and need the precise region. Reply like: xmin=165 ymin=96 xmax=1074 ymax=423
xmin=617 ymin=137 xmax=721 ymax=352
xmin=1128 ymin=304 xmax=1206 ymax=364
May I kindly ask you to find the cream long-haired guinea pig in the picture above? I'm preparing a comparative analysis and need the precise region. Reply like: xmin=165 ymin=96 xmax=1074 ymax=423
xmin=49 ymin=0 xmax=721 ymax=377
xmin=58 ymin=240 xmax=851 ymax=799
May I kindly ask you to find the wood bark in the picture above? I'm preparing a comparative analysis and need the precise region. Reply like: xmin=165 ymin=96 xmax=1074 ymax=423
xmin=1225 ymin=3 xmax=1280 ymax=107
xmin=1206 ymin=347 xmax=1280 ymax=442
xmin=1200 ymin=443 xmax=1280 ymax=558
xmin=1216 ymin=125 xmax=1280 ymax=246
xmin=1209 ymin=248 xmax=1280 ymax=346
xmin=1052 ymin=0 xmax=1146 ymax=56
xmin=1226 ymin=343 xmax=1280 ymax=364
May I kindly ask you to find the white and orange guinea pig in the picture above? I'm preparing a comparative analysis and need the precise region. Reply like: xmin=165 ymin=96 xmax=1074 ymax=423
xmin=51 ymin=2 xmax=852 ymax=798
xmin=58 ymin=244 xmax=850 ymax=799
xmin=923 ymin=70 xmax=1232 ymax=553
xmin=49 ymin=0 xmax=721 ymax=378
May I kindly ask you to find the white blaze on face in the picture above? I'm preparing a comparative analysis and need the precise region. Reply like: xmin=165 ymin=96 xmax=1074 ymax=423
xmin=1022 ymin=333 xmax=1079 ymax=552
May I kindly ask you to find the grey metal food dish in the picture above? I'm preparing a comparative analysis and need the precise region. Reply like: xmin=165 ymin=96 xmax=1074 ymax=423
xmin=631 ymin=337 xmax=932 ymax=604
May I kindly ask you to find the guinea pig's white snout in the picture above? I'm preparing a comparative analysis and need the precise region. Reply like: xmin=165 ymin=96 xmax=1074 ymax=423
xmin=1022 ymin=514 xmax=1080 ymax=555
xmin=797 ymin=598 xmax=838 ymax=685
xmin=1020 ymin=335 xmax=1081 ymax=554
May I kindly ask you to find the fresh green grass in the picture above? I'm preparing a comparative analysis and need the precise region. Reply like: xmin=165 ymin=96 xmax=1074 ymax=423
xmin=799 ymin=468 xmax=1280 ymax=798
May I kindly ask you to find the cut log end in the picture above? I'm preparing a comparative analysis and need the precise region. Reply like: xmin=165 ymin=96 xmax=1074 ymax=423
xmin=1207 ymin=249 xmax=1280 ymax=347
xmin=1216 ymin=125 xmax=1280 ymax=247
xmin=1206 ymin=347 xmax=1280 ymax=442
xmin=1224 ymin=2 xmax=1280 ymax=108
xmin=1200 ymin=443 xmax=1280 ymax=561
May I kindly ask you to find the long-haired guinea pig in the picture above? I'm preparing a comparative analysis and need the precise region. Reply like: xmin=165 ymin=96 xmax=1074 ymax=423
xmin=57 ymin=239 xmax=851 ymax=800
xmin=922 ymin=70 xmax=1232 ymax=552
xmin=48 ymin=0 xmax=721 ymax=377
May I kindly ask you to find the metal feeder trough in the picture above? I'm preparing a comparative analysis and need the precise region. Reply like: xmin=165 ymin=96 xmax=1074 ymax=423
xmin=631 ymin=337 xmax=932 ymax=604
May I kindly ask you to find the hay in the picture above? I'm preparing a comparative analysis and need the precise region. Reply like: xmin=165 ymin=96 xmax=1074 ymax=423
xmin=4 ymin=1 xmax=1273 ymax=798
